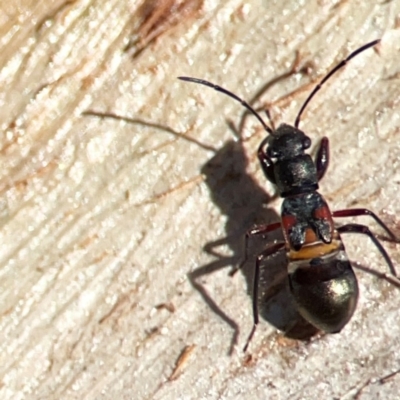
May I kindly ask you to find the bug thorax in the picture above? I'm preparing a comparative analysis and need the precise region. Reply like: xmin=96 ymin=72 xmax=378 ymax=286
xmin=267 ymin=123 xmax=311 ymax=160
xmin=261 ymin=123 xmax=318 ymax=197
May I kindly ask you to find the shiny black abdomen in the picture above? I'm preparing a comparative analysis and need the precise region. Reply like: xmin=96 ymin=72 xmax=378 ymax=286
xmin=289 ymin=257 xmax=359 ymax=333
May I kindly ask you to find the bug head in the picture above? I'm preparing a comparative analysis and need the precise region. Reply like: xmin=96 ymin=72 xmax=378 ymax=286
xmin=266 ymin=124 xmax=311 ymax=160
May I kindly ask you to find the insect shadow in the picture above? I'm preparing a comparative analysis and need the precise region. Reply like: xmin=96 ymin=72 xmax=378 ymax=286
xmin=82 ymin=62 xmax=318 ymax=355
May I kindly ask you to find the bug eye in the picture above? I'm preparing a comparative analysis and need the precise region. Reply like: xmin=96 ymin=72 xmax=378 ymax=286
xmin=302 ymin=137 xmax=311 ymax=149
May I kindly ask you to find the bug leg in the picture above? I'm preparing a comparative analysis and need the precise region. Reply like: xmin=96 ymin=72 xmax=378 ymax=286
xmin=333 ymin=208 xmax=399 ymax=242
xmin=315 ymin=137 xmax=329 ymax=181
xmin=338 ymin=223 xmax=397 ymax=276
xmin=243 ymin=241 xmax=285 ymax=352
xmin=230 ymin=221 xmax=281 ymax=276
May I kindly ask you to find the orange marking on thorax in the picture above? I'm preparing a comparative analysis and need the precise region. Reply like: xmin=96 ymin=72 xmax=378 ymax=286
xmin=304 ymin=228 xmax=318 ymax=244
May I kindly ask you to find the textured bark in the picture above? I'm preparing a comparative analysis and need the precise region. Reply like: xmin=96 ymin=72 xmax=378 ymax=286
xmin=1 ymin=1 xmax=400 ymax=399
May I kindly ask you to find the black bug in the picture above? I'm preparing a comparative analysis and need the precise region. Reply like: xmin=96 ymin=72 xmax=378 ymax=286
xmin=179 ymin=39 xmax=399 ymax=351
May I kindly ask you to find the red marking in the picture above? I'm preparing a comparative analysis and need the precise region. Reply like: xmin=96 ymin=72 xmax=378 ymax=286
xmin=282 ymin=214 xmax=296 ymax=230
xmin=314 ymin=204 xmax=335 ymax=243
xmin=282 ymin=214 xmax=297 ymax=244
xmin=314 ymin=204 xmax=333 ymax=222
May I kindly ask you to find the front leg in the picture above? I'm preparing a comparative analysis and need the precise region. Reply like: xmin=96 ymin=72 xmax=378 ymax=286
xmin=257 ymin=136 xmax=276 ymax=184
xmin=315 ymin=137 xmax=329 ymax=181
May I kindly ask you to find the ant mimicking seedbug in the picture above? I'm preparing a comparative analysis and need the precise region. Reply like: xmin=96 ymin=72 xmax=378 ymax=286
xmin=179 ymin=39 xmax=399 ymax=351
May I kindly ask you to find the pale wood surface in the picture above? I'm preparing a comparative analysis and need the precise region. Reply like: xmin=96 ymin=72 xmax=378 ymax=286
xmin=1 ymin=1 xmax=400 ymax=399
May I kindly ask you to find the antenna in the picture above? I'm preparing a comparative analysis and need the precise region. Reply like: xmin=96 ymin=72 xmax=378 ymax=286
xmin=178 ymin=76 xmax=274 ymax=135
xmin=294 ymin=39 xmax=380 ymax=128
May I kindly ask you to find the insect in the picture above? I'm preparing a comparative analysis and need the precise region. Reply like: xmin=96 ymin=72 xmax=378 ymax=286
xmin=178 ymin=39 xmax=399 ymax=351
